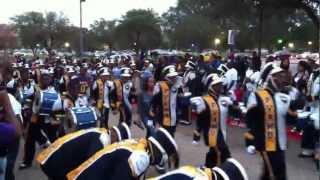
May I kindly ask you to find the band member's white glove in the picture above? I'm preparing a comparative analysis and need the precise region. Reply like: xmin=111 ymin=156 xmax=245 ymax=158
xmin=190 ymin=97 xmax=206 ymax=114
xmin=297 ymin=111 xmax=311 ymax=119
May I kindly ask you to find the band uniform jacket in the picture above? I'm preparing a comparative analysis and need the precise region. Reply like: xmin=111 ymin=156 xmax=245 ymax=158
xmin=37 ymin=128 xmax=110 ymax=180
xmin=67 ymin=139 xmax=150 ymax=180
xmin=193 ymin=95 xmax=233 ymax=147
xmin=246 ymin=89 xmax=292 ymax=151
xmin=110 ymin=80 xmax=136 ymax=112
xmin=151 ymin=81 xmax=183 ymax=127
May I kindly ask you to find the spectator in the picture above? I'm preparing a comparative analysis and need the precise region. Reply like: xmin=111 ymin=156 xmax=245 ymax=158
xmin=138 ymin=75 xmax=155 ymax=137
xmin=0 ymin=60 xmax=22 ymax=180
xmin=293 ymin=61 xmax=310 ymax=94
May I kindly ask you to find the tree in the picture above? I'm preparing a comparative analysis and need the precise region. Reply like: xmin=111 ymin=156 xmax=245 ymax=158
xmin=11 ymin=11 xmax=71 ymax=56
xmin=0 ymin=24 xmax=17 ymax=50
xmin=89 ymin=18 xmax=116 ymax=50
xmin=115 ymin=9 xmax=162 ymax=52
xmin=162 ymin=0 xmax=319 ymax=52
xmin=10 ymin=11 xmax=45 ymax=55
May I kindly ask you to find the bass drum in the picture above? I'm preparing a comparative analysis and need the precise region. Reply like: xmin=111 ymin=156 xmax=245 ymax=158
xmin=34 ymin=91 xmax=59 ymax=116
xmin=67 ymin=106 xmax=98 ymax=131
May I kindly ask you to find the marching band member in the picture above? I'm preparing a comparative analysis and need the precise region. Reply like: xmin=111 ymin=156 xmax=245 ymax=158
xmin=179 ymin=60 xmax=197 ymax=125
xmin=20 ymin=73 xmax=63 ymax=169
xmin=52 ymin=66 xmax=64 ymax=93
xmin=66 ymin=128 xmax=179 ymax=180
xmin=17 ymin=69 xmax=35 ymax=129
xmin=37 ymin=123 xmax=131 ymax=180
xmin=243 ymin=59 xmax=260 ymax=105
xmin=218 ymin=63 xmax=238 ymax=101
xmin=60 ymin=66 xmax=76 ymax=95
xmin=110 ymin=67 xmax=136 ymax=126
xmin=150 ymin=65 xmax=183 ymax=137
xmin=245 ymin=64 xmax=301 ymax=180
xmin=148 ymin=158 xmax=248 ymax=180
xmin=92 ymin=67 xmax=112 ymax=128
xmin=190 ymin=74 xmax=234 ymax=168
xmin=77 ymin=63 xmax=92 ymax=99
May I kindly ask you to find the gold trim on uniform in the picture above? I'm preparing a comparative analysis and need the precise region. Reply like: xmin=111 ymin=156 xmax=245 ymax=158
xmin=96 ymin=79 xmax=104 ymax=111
xmin=203 ymin=95 xmax=220 ymax=148
xmin=159 ymin=81 xmax=171 ymax=126
xmin=257 ymin=90 xmax=277 ymax=152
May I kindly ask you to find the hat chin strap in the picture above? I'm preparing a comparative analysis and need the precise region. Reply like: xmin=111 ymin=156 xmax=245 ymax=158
xmin=208 ymin=88 xmax=218 ymax=98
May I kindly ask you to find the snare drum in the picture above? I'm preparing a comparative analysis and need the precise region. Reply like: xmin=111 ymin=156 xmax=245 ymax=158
xmin=37 ymin=91 xmax=59 ymax=116
xmin=68 ymin=107 xmax=97 ymax=130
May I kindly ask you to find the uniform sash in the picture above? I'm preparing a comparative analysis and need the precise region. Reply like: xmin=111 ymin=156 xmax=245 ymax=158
xmin=114 ymin=80 xmax=125 ymax=120
xmin=96 ymin=79 xmax=104 ymax=110
xmin=257 ymin=89 xmax=276 ymax=152
xmin=114 ymin=80 xmax=123 ymax=107
xmin=203 ymin=95 xmax=220 ymax=147
xmin=159 ymin=81 xmax=171 ymax=126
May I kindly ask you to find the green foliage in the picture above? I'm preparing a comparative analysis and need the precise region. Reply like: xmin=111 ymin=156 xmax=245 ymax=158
xmin=11 ymin=11 xmax=71 ymax=53
xmin=114 ymin=9 xmax=162 ymax=51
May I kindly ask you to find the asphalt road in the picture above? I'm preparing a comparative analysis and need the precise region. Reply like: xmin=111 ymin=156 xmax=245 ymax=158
xmin=14 ymin=110 xmax=318 ymax=180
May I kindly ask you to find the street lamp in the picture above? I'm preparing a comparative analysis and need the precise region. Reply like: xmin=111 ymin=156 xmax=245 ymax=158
xmin=214 ymin=38 xmax=221 ymax=49
xmin=288 ymin=42 xmax=294 ymax=49
xmin=308 ymin=41 xmax=313 ymax=46
xmin=277 ymin=39 xmax=283 ymax=44
xmin=64 ymin=42 xmax=70 ymax=48
xmin=214 ymin=38 xmax=221 ymax=46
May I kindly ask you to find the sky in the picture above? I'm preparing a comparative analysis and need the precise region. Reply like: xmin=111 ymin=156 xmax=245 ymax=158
xmin=0 ymin=0 xmax=177 ymax=27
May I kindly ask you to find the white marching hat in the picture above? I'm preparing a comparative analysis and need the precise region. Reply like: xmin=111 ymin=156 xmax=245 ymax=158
xmin=162 ymin=65 xmax=178 ymax=78
xmin=120 ymin=67 xmax=132 ymax=77
xmin=185 ymin=60 xmax=196 ymax=70
xmin=206 ymin=73 xmax=223 ymax=88
xmin=66 ymin=66 xmax=75 ymax=73
xmin=99 ymin=67 xmax=110 ymax=76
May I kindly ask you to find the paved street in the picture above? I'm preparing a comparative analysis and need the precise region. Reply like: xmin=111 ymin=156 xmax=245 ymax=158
xmin=15 ymin=111 xmax=318 ymax=180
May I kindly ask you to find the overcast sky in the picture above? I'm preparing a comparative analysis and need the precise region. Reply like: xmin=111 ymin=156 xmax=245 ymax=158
xmin=0 ymin=0 xmax=177 ymax=27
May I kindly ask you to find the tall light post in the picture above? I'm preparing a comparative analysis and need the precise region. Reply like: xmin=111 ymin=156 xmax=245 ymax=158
xmin=80 ymin=0 xmax=85 ymax=56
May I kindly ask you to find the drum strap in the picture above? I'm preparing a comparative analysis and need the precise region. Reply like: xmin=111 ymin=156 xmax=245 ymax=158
xmin=257 ymin=89 xmax=277 ymax=152
xmin=203 ymin=95 xmax=220 ymax=147
xmin=159 ymin=81 xmax=171 ymax=126
xmin=97 ymin=79 xmax=104 ymax=110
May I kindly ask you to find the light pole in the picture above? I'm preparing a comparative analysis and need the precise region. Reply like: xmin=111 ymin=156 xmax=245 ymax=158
xmin=288 ymin=42 xmax=294 ymax=49
xmin=80 ymin=0 xmax=85 ymax=57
